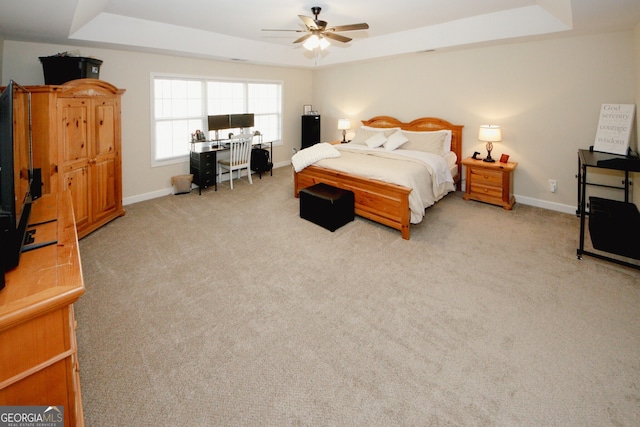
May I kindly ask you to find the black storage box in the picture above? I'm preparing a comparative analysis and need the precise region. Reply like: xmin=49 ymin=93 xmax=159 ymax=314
xmin=589 ymin=197 xmax=640 ymax=260
xmin=39 ymin=56 xmax=102 ymax=85
xmin=300 ymin=183 xmax=354 ymax=232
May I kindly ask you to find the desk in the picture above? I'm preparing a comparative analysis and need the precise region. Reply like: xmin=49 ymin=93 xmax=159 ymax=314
xmin=576 ymin=149 xmax=640 ymax=269
xmin=189 ymin=138 xmax=273 ymax=194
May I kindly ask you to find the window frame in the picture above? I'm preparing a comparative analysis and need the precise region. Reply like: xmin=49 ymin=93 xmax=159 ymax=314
xmin=150 ymin=73 xmax=283 ymax=167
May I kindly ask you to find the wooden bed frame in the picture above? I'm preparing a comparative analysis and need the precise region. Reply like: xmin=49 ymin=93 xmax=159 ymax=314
xmin=294 ymin=116 xmax=464 ymax=240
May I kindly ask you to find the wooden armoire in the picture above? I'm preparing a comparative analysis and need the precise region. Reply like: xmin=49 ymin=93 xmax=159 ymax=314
xmin=29 ymin=79 xmax=125 ymax=238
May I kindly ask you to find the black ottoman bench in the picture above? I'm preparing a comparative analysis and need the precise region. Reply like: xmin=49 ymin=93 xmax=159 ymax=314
xmin=300 ymin=183 xmax=355 ymax=232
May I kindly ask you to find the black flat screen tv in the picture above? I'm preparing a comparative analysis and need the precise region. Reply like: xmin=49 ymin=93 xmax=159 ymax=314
xmin=0 ymin=80 xmax=35 ymax=289
xmin=229 ymin=113 xmax=254 ymax=129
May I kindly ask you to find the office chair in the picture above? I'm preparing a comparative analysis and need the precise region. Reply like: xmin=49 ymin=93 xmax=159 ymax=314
xmin=218 ymin=133 xmax=254 ymax=189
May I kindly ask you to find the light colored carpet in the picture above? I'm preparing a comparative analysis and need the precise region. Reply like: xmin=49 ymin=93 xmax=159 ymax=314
xmin=76 ymin=167 xmax=640 ymax=426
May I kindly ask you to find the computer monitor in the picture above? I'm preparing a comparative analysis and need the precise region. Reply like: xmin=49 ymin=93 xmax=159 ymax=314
xmin=208 ymin=114 xmax=230 ymax=131
xmin=229 ymin=113 xmax=254 ymax=129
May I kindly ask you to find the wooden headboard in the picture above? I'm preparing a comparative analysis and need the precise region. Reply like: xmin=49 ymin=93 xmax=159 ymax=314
xmin=361 ymin=116 xmax=464 ymax=187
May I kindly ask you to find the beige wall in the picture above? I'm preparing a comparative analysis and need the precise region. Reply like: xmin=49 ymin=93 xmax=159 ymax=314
xmin=1 ymin=31 xmax=638 ymax=211
xmin=1 ymin=41 xmax=312 ymax=203
xmin=312 ymin=31 xmax=636 ymax=212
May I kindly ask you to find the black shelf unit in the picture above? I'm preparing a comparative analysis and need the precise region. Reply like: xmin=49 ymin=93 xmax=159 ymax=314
xmin=301 ymin=115 xmax=321 ymax=149
xmin=576 ymin=148 xmax=640 ymax=269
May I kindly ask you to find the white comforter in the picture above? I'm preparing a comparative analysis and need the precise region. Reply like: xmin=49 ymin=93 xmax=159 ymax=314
xmin=311 ymin=144 xmax=455 ymax=224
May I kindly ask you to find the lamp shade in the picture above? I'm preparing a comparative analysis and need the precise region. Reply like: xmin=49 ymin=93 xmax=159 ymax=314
xmin=478 ymin=125 xmax=502 ymax=142
xmin=337 ymin=119 xmax=351 ymax=130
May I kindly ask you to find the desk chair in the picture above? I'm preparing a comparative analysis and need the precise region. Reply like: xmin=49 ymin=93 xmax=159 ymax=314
xmin=218 ymin=133 xmax=254 ymax=189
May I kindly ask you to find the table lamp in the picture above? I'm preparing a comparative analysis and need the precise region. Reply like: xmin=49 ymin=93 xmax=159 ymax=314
xmin=338 ymin=119 xmax=351 ymax=143
xmin=478 ymin=125 xmax=502 ymax=163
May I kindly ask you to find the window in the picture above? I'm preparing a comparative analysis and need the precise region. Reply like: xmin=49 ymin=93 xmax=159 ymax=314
xmin=152 ymin=75 xmax=282 ymax=165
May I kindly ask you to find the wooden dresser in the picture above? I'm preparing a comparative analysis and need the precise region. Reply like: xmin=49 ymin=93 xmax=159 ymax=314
xmin=0 ymin=192 xmax=85 ymax=427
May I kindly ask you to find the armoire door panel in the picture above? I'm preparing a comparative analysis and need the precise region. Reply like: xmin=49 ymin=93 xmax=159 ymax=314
xmin=93 ymin=158 xmax=117 ymax=221
xmin=94 ymin=100 xmax=117 ymax=157
xmin=58 ymin=100 xmax=89 ymax=163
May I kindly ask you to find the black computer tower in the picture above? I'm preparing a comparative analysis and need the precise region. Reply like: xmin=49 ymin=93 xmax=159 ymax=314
xmin=301 ymin=115 xmax=321 ymax=149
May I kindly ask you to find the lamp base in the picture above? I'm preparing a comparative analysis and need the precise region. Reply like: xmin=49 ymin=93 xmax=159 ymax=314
xmin=484 ymin=143 xmax=495 ymax=162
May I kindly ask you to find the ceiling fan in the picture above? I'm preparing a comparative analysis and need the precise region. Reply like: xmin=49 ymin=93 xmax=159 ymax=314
xmin=263 ymin=6 xmax=369 ymax=49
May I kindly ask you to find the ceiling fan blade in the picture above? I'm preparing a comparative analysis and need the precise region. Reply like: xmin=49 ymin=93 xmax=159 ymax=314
xmin=323 ymin=32 xmax=352 ymax=43
xmin=328 ymin=23 xmax=369 ymax=32
xmin=299 ymin=15 xmax=318 ymax=30
xmin=293 ymin=34 xmax=313 ymax=44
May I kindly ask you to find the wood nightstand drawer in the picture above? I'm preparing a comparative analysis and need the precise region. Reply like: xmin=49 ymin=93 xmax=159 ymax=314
xmin=469 ymin=182 xmax=503 ymax=198
xmin=469 ymin=168 xmax=502 ymax=186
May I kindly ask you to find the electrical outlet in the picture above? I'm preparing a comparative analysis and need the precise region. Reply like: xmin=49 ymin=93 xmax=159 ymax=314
xmin=548 ymin=179 xmax=557 ymax=193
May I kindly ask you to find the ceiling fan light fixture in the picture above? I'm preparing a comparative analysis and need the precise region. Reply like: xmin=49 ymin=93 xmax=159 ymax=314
xmin=303 ymin=35 xmax=319 ymax=50
xmin=303 ymin=35 xmax=330 ymax=51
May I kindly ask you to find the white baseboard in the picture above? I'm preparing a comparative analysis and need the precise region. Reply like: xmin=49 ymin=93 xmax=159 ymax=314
xmin=125 ymin=163 xmax=576 ymax=215
xmin=123 ymin=187 xmax=173 ymax=205
xmin=123 ymin=162 xmax=293 ymax=206
xmin=460 ymin=181 xmax=576 ymax=215
xmin=514 ymin=194 xmax=575 ymax=215
xmin=274 ymin=160 xmax=291 ymax=169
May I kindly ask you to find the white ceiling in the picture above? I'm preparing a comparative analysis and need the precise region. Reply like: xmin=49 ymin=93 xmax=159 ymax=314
xmin=1 ymin=0 xmax=639 ymax=68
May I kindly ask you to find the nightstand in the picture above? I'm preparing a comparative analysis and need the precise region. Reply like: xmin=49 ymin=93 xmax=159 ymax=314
xmin=462 ymin=157 xmax=517 ymax=209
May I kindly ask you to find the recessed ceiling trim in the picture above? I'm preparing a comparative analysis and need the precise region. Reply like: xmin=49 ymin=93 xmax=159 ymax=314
xmin=316 ymin=4 xmax=573 ymax=66
xmin=67 ymin=3 xmax=572 ymax=68
xmin=69 ymin=0 xmax=109 ymax=35
xmin=69 ymin=12 xmax=312 ymax=67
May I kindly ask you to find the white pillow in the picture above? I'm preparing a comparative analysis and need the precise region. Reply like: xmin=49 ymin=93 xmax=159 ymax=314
xmin=442 ymin=130 xmax=453 ymax=152
xmin=365 ymin=132 xmax=387 ymax=148
xmin=400 ymin=130 xmax=447 ymax=155
xmin=361 ymin=125 xmax=401 ymax=132
xmin=401 ymin=130 xmax=452 ymax=153
xmin=383 ymin=130 xmax=409 ymax=151
xmin=350 ymin=127 xmax=396 ymax=145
